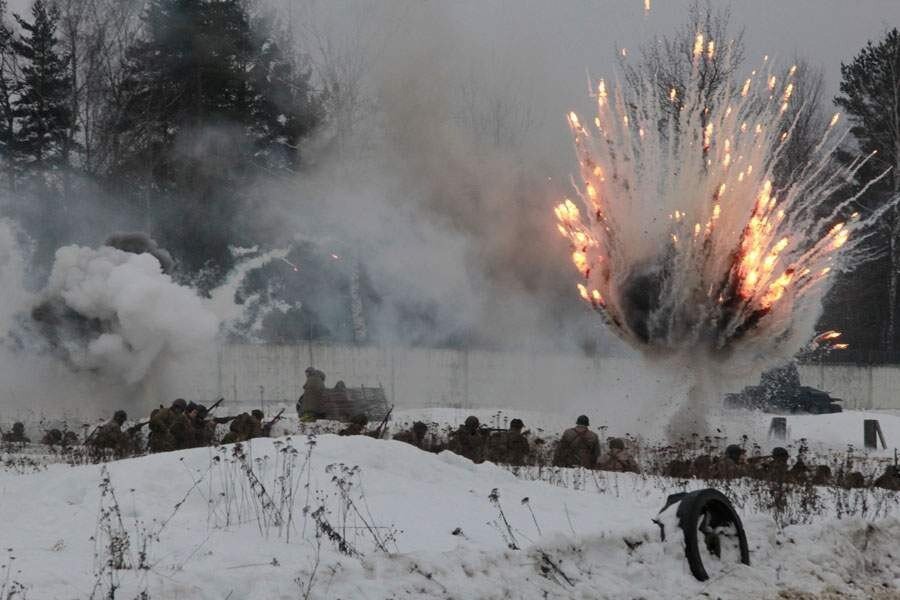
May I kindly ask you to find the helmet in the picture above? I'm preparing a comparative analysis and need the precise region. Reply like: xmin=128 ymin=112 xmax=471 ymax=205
xmin=12 ymin=422 xmax=24 ymax=434
xmin=608 ymin=437 xmax=625 ymax=450
xmin=771 ymin=447 xmax=789 ymax=461
xmin=725 ymin=444 xmax=744 ymax=461
xmin=251 ymin=409 xmax=264 ymax=421
xmin=171 ymin=398 xmax=187 ymax=413
xmin=113 ymin=410 xmax=127 ymax=424
xmin=305 ymin=367 xmax=316 ymax=376
xmin=186 ymin=401 xmax=198 ymax=413
xmin=464 ymin=416 xmax=480 ymax=430
xmin=510 ymin=418 xmax=524 ymax=431
xmin=412 ymin=421 xmax=428 ymax=435
xmin=576 ymin=415 xmax=590 ymax=427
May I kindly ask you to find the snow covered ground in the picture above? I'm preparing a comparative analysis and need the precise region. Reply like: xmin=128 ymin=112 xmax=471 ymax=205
xmin=1 ymin=419 xmax=899 ymax=599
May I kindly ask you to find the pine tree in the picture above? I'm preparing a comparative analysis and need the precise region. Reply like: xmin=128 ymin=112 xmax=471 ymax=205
xmin=11 ymin=0 xmax=74 ymax=177
xmin=0 ymin=1 xmax=16 ymax=184
xmin=113 ymin=0 xmax=322 ymax=278
xmin=834 ymin=29 xmax=900 ymax=354
xmin=249 ymin=20 xmax=323 ymax=170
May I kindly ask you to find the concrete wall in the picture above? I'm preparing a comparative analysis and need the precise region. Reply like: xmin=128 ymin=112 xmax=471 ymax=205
xmin=170 ymin=342 xmax=637 ymax=411
xmin=164 ymin=343 xmax=900 ymax=413
xmin=797 ymin=364 xmax=900 ymax=410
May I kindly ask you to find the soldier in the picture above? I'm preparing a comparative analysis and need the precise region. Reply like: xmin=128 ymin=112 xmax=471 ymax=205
xmin=339 ymin=414 xmax=368 ymax=436
xmin=248 ymin=410 xmax=266 ymax=439
xmin=62 ymin=430 xmax=79 ymax=446
xmin=811 ymin=464 xmax=833 ymax=486
xmin=487 ymin=419 xmax=531 ymax=465
xmin=840 ymin=469 xmax=866 ymax=488
xmin=873 ymin=464 xmax=900 ymax=491
xmin=148 ymin=399 xmax=185 ymax=453
xmin=189 ymin=405 xmax=216 ymax=447
xmin=691 ymin=453 xmax=714 ymax=478
xmin=2 ymin=422 xmax=30 ymax=443
xmin=504 ymin=419 xmax=530 ymax=466
xmin=41 ymin=428 xmax=63 ymax=446
xmin=297 ymin=367 xmax=328 ymax=422
xmin=788 ymin=454 xmax=810 ymax=482
xmin=553 ymin=416 xmax=601 ymax=468
xmin=88 ymin=411 xmax=131 ymax=455
xmin=222 ymin=413 xmax=255 ymax=444
xmin=756 ymin=446 xmax=790 ymax=481
xmin=168 ymin=399 xmax=195 ymax=449
xmin=449 ymin=416 xmax=487 ymax=463
xmin=596 ymin=437 xmax=640 ymax=473
xmin=710 ymin=444 xmax=745 ymax=479
xmin=393 ymin=421 xmax=431 ymax=450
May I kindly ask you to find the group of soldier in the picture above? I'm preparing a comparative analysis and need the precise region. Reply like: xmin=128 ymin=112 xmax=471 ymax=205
xmin=3 ymin=398 xmax=285 ymax=456
xmin=666 ymin=442 xmax=900 ymax=490
xmin=4 ymin=362 xmax=900 ymax=490
xmin=551 ymin=415 xmax=640 ymax=472
xmin=385 ymin=414 xmax=640 ymax=473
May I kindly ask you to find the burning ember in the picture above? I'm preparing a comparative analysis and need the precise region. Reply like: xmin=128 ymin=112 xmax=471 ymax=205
xmin=556 ymin=37 xmax=896 ymax=362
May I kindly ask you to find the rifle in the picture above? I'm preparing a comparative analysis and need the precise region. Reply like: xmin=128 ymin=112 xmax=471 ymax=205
xmin=127 ymin=420 xmax=150 ymax=435
xmin=206 ymin=397 xmax=224 ymax=413
xmin=479 ymin=427 xmax=507 ymax=434
xmin=212 ymin=415 xmax=239 ymax=425
xmin=262 ymin=409 xmax=285 ymax=434
xmin=370 ymin=405 xmax=394 ymax=439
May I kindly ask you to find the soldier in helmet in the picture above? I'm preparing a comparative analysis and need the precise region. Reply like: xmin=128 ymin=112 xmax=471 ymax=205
xmin=504 ymin=418 xmax=531 ymax=466
xmin=755 ymin=446 xmax=790 ymax=481
xmin=41 ymin=428 xmax=63 ymax=446
xmin=168 ymin=399 xmax=195 ymax=450
xmin=710 ymin=444 xmax=745 ymax=479
xmin=339 ymin=414 xmax=368 ymax=436
xmin=553 ymin=416 xmax=600 ymax=468
xmin=487 ymin=418 xmax=531 ymax=466
xmin=249 ymin=410 xmax=266 ymax=439
xmin=2 ymin=422 xmax=30 ymax=443
xmin=449 ymin=416 xmax=487 ymax=463
xmin=89 ymin=411 xmax=131 ymax=455
xmin=393 ymin=421 xmax=432 ymax=451
xmin=874 ymin=464 xmax=900 ymax=491
xmin=298 ymin=367 xmax=328 ymax=422
xmin=222 ymin=412 xmax=258 ymax=444
xmin=597 ymin=437 xmax=640 ymax=473
xmin=188 ymin=404 xmax=216 ymax=447
xmin=148 ymin=399 xmax=188 ymax=453
xmin=811 ymin=464 xmax=833 ymax=486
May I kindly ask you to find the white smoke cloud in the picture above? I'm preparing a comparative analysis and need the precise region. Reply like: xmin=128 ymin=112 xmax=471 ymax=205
xmin=42 ymin=245 xmax=218 ymax=384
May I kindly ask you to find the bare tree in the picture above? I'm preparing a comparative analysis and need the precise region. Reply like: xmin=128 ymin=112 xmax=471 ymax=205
xmin=0 ymin=0 xmax=19 ymax=192
xmin=454 ymin=57 xmax=539 ymax=151
xmin=774 ymin=58 xmax=827 ymax=184
xmin=52 ymin=0 xmax=143 ymax=177
xmin=619 ymin=0 xmax=745 ymax=121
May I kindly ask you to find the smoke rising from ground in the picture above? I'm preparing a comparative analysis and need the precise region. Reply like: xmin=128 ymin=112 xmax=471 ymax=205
xmin=5 ymin=1 xmax=899 ymax=421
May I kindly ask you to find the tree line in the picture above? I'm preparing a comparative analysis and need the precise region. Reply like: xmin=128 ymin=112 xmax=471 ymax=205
xmin=623 ymin=3 xmax=900 ymax=364
xmin=0 ymin=0 xmax=899 ymax=359
xmin=0 ymin=0 xmax=323 ymax=280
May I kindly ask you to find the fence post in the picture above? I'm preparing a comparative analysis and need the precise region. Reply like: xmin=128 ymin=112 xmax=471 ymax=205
xmin=864 ymin=419 xmax=887 ymax=450
xmin=768 ymin=417 xmax=787 ymax=441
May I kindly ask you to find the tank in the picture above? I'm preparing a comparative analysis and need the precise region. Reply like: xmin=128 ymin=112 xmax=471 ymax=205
xmin=724 ymin=363 xmax=842 ymax=414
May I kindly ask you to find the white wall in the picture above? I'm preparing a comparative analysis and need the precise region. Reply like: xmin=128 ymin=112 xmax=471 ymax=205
xmin=9 ymin=343 xmax=900 ymax=424
xmin=175 ymin=344 xmax=900 ymax=413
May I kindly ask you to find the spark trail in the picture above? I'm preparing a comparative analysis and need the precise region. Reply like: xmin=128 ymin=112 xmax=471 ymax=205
xmin=555 ymin=35 xmax=896 ymax=432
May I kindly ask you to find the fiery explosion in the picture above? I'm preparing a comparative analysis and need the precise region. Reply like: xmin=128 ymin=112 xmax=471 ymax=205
xmin=556 ymin=35 xmax=894 ymax=364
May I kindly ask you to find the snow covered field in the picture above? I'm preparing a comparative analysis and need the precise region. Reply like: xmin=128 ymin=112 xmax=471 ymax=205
xmin=2 ymin=413 xmax=900 ymax=599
